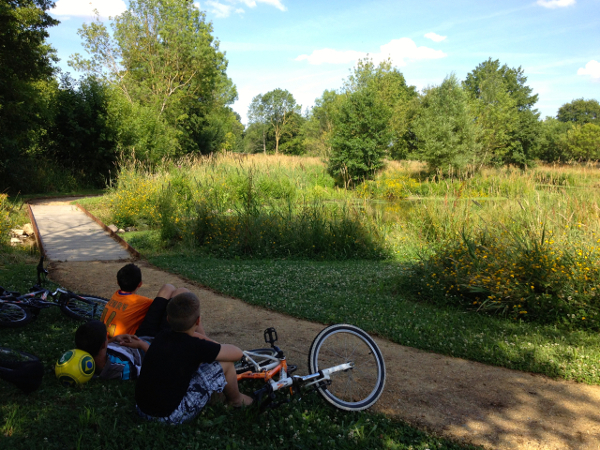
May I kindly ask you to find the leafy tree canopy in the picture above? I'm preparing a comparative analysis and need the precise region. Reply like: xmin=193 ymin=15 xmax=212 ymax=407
xmin=0 ymin=0 xmax=58 ymax=184
xmin=247 ymin=88 xmax=300 ymax=154
xmin=411 ymin=74 xmax=481 ymax=173
xmin=463 ymin=58 xmax=541 ymax=166
xmin=328 ymin=85 xmax=392 ymax=186
xmin=557 ymin=98 xmax=600 ymax=125
xmin=70 ymin=0 xmax=237 ymax=158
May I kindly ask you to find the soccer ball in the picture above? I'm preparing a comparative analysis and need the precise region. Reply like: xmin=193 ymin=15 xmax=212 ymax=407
xmin=55 ymin=349 xmax=95 ymax=387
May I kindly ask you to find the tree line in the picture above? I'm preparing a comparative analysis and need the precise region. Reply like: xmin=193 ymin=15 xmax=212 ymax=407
xmin=1 ymin=0 xmax=598 ymax=194
xmin=247 ymin=59 xmax=599 ymax=186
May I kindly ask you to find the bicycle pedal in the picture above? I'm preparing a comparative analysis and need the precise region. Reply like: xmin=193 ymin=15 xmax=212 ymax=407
xmin=287 ymin=364 xmax=298 ymax=374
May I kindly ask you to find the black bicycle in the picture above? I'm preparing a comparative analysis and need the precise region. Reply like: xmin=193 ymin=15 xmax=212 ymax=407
xmin=0 ymin=257 xmax=108 ymax=328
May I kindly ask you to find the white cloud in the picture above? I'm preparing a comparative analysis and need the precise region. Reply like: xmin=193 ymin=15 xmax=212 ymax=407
xmin=202 ymin=0 xmax=285 ymax=18
xmin=536 ymin=0 xmax=576 ymax=9
xmin=205 ymin=1 xmax=245 ymax=18
xmin=296 ymin=38 xmax=446 ymax=67
xmin=377 ymin=38 xmax=446 ymax=66
xmin=295 ymin=48 xmax=365 ymax=65
xmin=577 ymin=60 xmax=600 ymax=80
xmin=424 ymin=32 xmax=447 ymax=42
xmin=51 ymin=0 xmax=127 ymax=18
xmin=239 ymin=0 xmax=286 ymax=11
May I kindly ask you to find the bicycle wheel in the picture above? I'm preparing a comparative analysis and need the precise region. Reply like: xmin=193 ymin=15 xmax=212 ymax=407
xmin=60 ymin=294 xmax=108 ymax=321
xmin=236 ymin=348 xmax=278 ymax=374
xmin=308 ymin=324 xmax=386 ymax=411
xmin=0 ymin=347 xmax=44 ymax=393
xmin=0 ymin=302 xmax=34 ymax=328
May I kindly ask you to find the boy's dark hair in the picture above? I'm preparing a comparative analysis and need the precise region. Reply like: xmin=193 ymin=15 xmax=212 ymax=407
xmin=75 ymin=320 xmax=107 ymax=357
xmin=167 ymin=292 xmax=200 ymax=332
xmin=117 ymin=263 xmax=142 ymax=292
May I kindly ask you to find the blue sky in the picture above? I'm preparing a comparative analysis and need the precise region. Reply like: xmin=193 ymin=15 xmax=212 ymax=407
xmin=47 ymin=0 xmax=600 ymax=124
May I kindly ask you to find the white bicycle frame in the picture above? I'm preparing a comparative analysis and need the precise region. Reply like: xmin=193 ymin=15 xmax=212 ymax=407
xmin=241 ymin=350 xmax=354 ymax=393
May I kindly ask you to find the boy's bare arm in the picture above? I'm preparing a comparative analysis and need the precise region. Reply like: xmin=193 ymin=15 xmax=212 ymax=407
xmin=112 ymin=334 xmax=150 ymax=352
xmin=216 ymin=344 xmax=243 ymax=362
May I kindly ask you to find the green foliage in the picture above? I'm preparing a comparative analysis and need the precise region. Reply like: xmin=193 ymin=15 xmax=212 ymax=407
xmin=565 ymin=123 xmax=600 ymax=160
xmin=343 ymin=59 xmax=417 ymax=160
xmin=536 ymin=117 xmax=572 ymax=162
xmin=247 ymin=88 xmax=301 ymax=154
xmin=0 ymin=0 xmax=58 ymax=192
xmin=302 ymin=89 xmax=340 ymax=157
xmin=557 ymin=98 xmax=600 ymax=125
xmin=70 ymin=0 xmax=237 ymax=161
xmin=409 ymin=191 xmax=600 ymax=329
xmin=463 ymin=58 xmax=541 ymax=166
xmin=45 ymin=75 xmax=120 ymax=186
xmin=328 ymin=86 xmax=392 ymax=186
xmin=410 ymin=75 xmax=481 ymax=173
xmin=537 ymin=118 xmax=600 ymax=162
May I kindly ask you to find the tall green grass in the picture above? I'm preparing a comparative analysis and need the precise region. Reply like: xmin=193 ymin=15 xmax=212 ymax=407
xmin=93 ymin=155 xmax=600 ymax=329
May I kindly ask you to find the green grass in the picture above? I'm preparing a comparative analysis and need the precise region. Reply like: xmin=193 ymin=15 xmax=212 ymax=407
xmin=0 ymin=260 xmax=479 ymax=450
xmin=146 ymin=254 xmax=600 ymax=385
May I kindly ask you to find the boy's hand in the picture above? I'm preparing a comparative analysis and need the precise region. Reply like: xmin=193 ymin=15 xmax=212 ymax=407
xmin=112 ymin=334 xmax=150 ymax=352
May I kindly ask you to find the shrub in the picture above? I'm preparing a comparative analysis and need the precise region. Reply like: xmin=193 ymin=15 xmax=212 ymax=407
xmin=410 ymin=193 xmax=600 ymax=329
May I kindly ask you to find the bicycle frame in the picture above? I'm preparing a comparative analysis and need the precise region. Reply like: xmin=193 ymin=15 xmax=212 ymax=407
xmin=237 ymin=349 xmax=354 ymax=404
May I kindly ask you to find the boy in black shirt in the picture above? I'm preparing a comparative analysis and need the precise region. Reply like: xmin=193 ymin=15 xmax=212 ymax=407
xmin=135 ymin=292 xmax=252 ymax=424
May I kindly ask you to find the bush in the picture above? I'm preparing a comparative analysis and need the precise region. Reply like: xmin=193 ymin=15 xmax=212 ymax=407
xmin=410 ymin=193 xmax=600 ymax=329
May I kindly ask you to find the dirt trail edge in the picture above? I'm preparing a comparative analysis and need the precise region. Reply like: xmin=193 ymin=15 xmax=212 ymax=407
xmin=48 ymin=260 xmax=600 ymax=450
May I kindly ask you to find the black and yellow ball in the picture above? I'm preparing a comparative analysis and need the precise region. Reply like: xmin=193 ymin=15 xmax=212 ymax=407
xmin=55 ymin=349 xmax=95 ymax=387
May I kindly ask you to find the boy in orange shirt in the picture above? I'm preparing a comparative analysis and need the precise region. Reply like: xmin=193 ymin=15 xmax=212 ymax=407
xmin=101 ymin=263 xmax=188 ymax=338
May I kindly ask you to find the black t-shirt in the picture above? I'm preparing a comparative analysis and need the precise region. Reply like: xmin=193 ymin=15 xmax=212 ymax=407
xmin=135 ymin=330 xmax=221 ymax=417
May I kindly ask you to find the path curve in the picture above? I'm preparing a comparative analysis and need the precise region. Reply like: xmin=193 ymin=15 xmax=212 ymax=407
xmin=32 ymin=199 xmax=600 ymax=450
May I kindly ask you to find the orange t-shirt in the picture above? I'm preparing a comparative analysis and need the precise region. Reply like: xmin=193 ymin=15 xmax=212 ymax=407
xmin=101 ymin=291 xmax=153 ymax=338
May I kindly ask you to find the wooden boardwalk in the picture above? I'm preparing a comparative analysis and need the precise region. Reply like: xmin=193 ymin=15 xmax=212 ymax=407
xmin=29 ymin=199 xmax=132 ymax=262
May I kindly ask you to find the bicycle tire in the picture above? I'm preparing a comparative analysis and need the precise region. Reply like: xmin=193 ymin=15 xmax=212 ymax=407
xmin=0 ymin=302 xmax=34 ymax=328
xmin=0 ymin=347 xmax=44 ymax=393
xmin=60 ymin=294 xmax=108 ymax=321
xmin=0 ymin=347 xmax=39 ymax=365
xmin=308 ymin=324 xmax=386 ymax=412
xmin=236 ymin=348 xmax=278 ymax=374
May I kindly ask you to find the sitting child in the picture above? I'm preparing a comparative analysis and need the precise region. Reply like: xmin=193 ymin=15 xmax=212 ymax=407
xmin=135 ymin=292 xmax=252 ymax=424
xmin=100 ymin=263 xmax=189 ymax=338
xmin=75 ymin=320 xmax=149 ymax=380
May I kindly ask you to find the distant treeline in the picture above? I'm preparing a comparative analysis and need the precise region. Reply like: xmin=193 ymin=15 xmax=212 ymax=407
xmin=1 ymin=0 xmax=598 ymax=194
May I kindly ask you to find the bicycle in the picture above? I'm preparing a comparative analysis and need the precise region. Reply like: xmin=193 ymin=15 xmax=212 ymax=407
xmin=0 ymin=257 xmax=109 ymax=328
xmin=236 ymin=324 xmax=386 ymax=412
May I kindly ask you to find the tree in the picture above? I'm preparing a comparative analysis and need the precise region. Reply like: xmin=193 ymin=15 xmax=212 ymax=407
xmin=557 ymin=98 xmax=600 ymax=125
xmin=0 ymin=0 xmax=58 ymax=188
xmin=46 ymin=75 xmax=121 ymax=186
xmin=302 ymin=90 xmax=341 ymax=157
xmin=328 ymin=86 xmax=392 ymax=187
xmin=343 ymin=59 xmax=417 ymax=159
xmin=247 ymin=89 xmax=300 ymax=154
xmin=565 ymin=123 xmax=600 ymax=160
xmin=410 ymin=75 xmax=481 ymax=173
xmin=70 ymin=0 xmax=236 ymax=158
xmin=463 ymin=58 xmax=541 ymax=166
xmin=536 ymin=117 xmax=571 ymax=162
